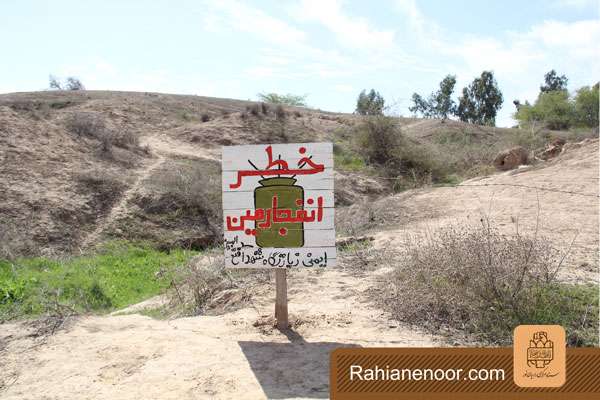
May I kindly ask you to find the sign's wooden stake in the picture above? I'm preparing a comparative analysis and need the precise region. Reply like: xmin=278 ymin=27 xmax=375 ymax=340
xmin=275 ymin=269 xmax=288 ymax=330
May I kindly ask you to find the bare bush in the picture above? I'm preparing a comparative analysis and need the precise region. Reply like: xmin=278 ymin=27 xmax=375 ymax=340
xmin=275 ymin=105 xmax=286 ymax=121
xmin=29 ymin=289 xmax=78 ymax=337
xmin=384 ymin=220 xmax=598 ymax=345
xmin=260 ymin=102 xmax=270 ymax=115
xmin=113 ymin=129 xmax=140 ymax=149
xmin=338 ymin=240 xmax=381 ymax=271
xmin=76 ymin=169 xmax=127 ymax=211
xmin=167 ymin=252 xmax=270 ymax=316
xmin=246 ymin=103 xmax=261 ymax=116
xmin=66 ymin=113 xmax=105 ymax=137
xmin=147 ymin=160 xmax=221 ymax=236
xmin=66 ymin=113 xmax=139 ymax=152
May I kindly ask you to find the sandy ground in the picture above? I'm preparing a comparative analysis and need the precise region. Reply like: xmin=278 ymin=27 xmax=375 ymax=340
xmin=373 ymin=139 xmax=599 ymax=283
xmin=0 ymin=268 xmax=439 ymax=400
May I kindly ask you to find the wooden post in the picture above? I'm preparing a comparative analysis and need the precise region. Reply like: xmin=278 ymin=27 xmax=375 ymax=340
xmin=275 ymin=269 xmax=288 ymax=330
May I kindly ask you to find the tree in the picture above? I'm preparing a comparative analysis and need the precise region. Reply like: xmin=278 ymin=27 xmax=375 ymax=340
xmin=409 ymin=93 xmax=433 ymax=118
xmin=574 ymin=83 xmax=599 ymax=128
xmin=540 ymin=70 xmax=568 ymax=93
xmin=355 ymin=89 xmax=385 ymax=116
xmin=409 ymin=75 xmax=457 ymax=119
xmin=49 ymin=75 xmax=62 ymax=90
xmin=257 ymin=93 xmax=307 ymax=106
xmin=456 ymin=71 xmax=503 ymax=126
xmin=65 ymin=77 xmax=85 ymax=91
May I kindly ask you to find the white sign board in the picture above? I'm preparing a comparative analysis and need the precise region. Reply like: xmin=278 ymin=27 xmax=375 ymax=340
xmin=222 ymin=142 xmax=335 ymax=268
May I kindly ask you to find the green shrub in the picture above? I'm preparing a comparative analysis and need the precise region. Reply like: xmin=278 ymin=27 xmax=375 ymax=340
xmin=355 ymin=116 xmax=448 ymax=187
xmin=574 ymin=84 xmax=599 ymax=128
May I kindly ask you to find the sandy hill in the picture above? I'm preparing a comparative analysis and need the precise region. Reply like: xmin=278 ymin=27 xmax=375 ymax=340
xmin=0 ymin=90 xmax=539 ymax=257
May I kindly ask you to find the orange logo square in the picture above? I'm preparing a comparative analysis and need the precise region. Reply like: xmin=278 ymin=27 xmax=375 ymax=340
xmin=513 ymin=325 xmax=566 ymax=387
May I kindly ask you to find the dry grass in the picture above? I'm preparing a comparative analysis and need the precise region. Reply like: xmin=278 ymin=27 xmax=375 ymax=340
xmin=0 ymin=218 xmax=35 ymax=260
xmin=75 ymin=169 xmax=128 ymax=213
xmin=382 ymin=220 xmax=598 ymax=346
xmin=66 ymin=112 xmax=140 ymax=152
xmin=165 ymin=251 xmax=270 ymax=316
xmin=146 ymin=160 xmax=220 ymax=224
xmin=275 ymin=105 xmax=286 ymax=121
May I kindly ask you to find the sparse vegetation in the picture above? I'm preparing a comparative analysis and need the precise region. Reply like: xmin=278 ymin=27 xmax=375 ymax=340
xmin=354 ymin=116 xmax=449 ymax=189
xmin=0 ymin=241 xmax=197 ymax=321
xmin=333 ymin=143 xmax=367 ymax=172
xmin=257 ymin=92 xmax=307 ymax=107
xmin=275 ymin=104 xmax=286 ymax=121
xmin=384 ymin=221 xmax=599 ymax=346
xmin=129 ymin=160 xmax=222 ymax=250
xmin=66 ymin=112 xmax=140 ymax=152
xmin=246 ymin=103 xmax=261 ymax=116
xmin=76 ymin=169 xmax=128 ymax=210
xmin=260 ymin=102 xmax=269 ymax=115
xmin=164 ymin=250 xmax=270 ymax=317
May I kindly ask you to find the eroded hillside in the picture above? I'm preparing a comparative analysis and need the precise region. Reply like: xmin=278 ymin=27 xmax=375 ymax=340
xmin=0 ymin=90 xmax=595 ymax=259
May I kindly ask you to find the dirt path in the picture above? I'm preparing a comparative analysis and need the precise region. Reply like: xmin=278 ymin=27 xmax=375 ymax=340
xmin=0 ymin=267 xmax=440 ymax=400
xmin=80 ymin=154 xmax=165 ymax=249
xmin=80 ymin=135 xmax=220 ymax=249
xmin=142 ymin=134 xmax=221 ymax=162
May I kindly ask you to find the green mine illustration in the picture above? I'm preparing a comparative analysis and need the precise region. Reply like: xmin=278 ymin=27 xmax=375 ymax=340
xmin=254 ymin=177 xmax=304 ymax=248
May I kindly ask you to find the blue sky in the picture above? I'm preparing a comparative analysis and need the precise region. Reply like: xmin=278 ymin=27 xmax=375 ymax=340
xmin=1 ymin=0 xmax=598 ymax=126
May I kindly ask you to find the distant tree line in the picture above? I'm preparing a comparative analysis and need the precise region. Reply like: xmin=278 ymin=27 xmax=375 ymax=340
xmin=353 ymin=69 xmax=598 ymax=130
xmin=355 ymin=71 xmax=504 ymax=126
xmin=408 ymin=71 xmax=504 ymax=126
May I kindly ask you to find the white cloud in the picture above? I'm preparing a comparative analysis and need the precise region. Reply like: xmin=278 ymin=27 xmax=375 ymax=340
xmin=202 ymin=0 xmax=306 ymax=46
xmin=553 ymin=0 xmax=598 ymax=9
xmin=292 ymin=0 xmax=395 ymax=50
xmin=528 ymin=19 xmax=600 ymax=58
xmin=198 ymin=0 xmax=598 ymax=126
